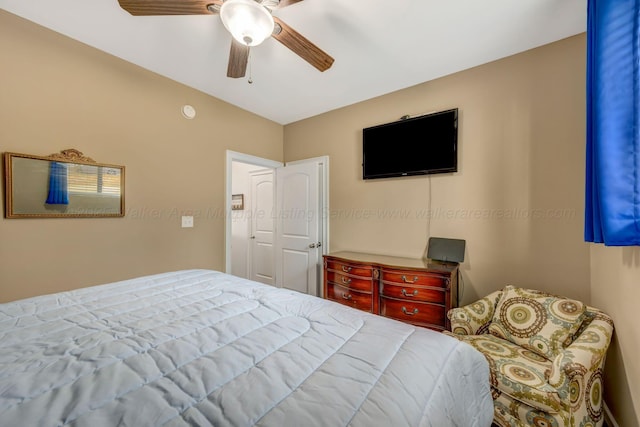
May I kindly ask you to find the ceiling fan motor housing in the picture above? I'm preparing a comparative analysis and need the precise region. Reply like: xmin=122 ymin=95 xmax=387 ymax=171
xmin=260 ymin=0 xmax=279 ymax=7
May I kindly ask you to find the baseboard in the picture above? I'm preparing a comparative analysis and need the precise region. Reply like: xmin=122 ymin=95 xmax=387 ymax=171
xmin=604 ymin=402 xmax=619 ymax=427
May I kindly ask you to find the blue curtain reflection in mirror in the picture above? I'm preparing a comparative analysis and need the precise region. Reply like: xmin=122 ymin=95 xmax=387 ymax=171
xmin=45 ymin=161 xmax=69 ymax=205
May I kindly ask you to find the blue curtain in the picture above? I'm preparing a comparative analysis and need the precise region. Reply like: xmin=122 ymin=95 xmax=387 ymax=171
xmin=45 ymin=162 xmax=69 ymax=205
xmin=585 ymin=0 xmax=640 ymax=245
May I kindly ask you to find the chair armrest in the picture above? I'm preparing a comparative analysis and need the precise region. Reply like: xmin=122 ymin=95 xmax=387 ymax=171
xmin=447 ymin=289 xmax=503 ymax=335
xmin=547 ymin=309 xmax=614 ymax=399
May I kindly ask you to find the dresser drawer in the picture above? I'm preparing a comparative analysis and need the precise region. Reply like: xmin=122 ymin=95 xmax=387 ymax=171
xmin=325 ymin=270 xmax=373 ymax=293
xmin=379 ymin=297 xmax=446 ymax=329
xmin=326 ymin=283 xmax=374 ymax=312
xmin=380 ymin=282 xmax=445 ymax=304
xmin=381 ymin=269 xmax=449 ymax=288
xmin=326 ymin=259 xmax=374 ymax=278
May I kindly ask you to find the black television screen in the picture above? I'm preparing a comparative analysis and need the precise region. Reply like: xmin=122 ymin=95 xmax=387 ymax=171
xmin=362 ymin=108 xmax=458 ymax=179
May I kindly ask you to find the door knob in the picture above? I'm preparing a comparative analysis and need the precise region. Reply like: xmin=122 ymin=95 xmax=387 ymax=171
xmin=309 ymin=243 xmax=317 ymax=248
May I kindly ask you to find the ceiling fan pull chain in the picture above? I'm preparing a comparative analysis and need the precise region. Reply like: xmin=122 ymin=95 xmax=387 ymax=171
xmin=247 ymin=47 xmax=253 ymax=84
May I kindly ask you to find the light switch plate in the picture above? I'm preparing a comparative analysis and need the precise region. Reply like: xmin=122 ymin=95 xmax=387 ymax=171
xmin=181 ymin=216 xmax=194 ymax=228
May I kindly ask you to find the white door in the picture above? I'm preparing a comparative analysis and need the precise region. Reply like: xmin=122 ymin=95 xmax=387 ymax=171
xmin=275 ymin=161 xmax=321 ymax=296
xmin=249 ymin=170 xmax=275 ymax=286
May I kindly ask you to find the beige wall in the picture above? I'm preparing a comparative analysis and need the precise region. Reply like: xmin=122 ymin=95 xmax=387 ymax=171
xmin=0 ymin=10 xmax=283 ymax=302
xmin=591 ymin=246 xmax=640 ymax=427
xmin=285 ymin=34 xmax=590 ymax=304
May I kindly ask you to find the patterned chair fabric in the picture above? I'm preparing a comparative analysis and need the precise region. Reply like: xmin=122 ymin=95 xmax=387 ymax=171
xmin=444 ymin=285 xmax=614 ymax=427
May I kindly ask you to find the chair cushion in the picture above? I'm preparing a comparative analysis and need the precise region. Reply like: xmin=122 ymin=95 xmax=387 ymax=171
xmin=452 ymin=333 xmax=564 ymax=413
xmin=488 ymin=285 xmax=586 ymax=360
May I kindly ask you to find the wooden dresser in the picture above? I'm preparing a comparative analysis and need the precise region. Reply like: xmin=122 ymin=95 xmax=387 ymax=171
xmin=323 ymin=251 xmax=458 ymax=331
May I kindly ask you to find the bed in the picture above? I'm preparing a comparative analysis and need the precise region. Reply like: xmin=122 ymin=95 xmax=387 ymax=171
xmin=0 ymin=269 xmax=493 ymax=426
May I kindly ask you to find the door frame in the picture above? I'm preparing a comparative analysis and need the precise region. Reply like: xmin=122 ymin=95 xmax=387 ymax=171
xmin=225 ymin=150 xmax=330 ymax=282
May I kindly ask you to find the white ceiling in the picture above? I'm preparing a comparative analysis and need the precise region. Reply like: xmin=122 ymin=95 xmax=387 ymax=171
xmin=0 ymin=0 xmax=586 ymax=125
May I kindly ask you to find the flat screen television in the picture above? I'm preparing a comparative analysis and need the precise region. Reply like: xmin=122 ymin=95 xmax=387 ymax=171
xmin=362 ymin=108 xmax=458 ymax=180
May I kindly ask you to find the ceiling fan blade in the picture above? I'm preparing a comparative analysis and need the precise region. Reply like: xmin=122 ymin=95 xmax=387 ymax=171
xmin=117 ymin=0 xmax=222 ymax=16
xmin=227 ymin=39 xmax=250 ymax=78
xmin=272 ymin=17 xmax=334 ymax=72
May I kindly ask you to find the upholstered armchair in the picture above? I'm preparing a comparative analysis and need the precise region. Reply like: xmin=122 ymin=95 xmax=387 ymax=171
xmin=444 ymin=285 xmax=614 ymax=427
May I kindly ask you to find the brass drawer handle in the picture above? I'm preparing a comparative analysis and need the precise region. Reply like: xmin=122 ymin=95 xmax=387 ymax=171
xmin=341 ymin=266 xmax=352 ymax=273
xmin=401 ymin=288 xmax=418 ymax=297
xmin=342 ymin=293 xmax=353 ymax=301
xmin=401 ymin=275 xmax=419 ymax=284
xmin=341 ymin=277 xmax=352 ymax=285
xmin=402 ymin=306 xmax=419 ymax=316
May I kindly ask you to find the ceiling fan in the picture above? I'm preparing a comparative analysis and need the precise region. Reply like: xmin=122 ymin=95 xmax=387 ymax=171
xmin=117 ymin=0 xmax=335 ymax=78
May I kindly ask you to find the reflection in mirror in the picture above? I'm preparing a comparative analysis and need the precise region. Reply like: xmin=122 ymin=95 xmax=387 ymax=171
xmin=4 ymin=149 xmax=125 ymax=218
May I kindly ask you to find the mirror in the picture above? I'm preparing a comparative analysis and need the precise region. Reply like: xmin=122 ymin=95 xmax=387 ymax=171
xmin=4 ymin=149 xmax=125 ymax=218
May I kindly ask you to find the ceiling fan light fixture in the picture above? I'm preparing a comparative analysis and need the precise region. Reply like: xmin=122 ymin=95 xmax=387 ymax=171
xmin=220 ymin=0 xmax=274 ymax=47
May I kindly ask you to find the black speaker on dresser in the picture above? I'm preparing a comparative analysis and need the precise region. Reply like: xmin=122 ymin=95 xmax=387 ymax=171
xmin=427 ymin=237 xmax=466 ymax=263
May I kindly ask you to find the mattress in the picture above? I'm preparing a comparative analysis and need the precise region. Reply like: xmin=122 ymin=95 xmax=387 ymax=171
xmin=0 ymin=269 xmax=493 ymax=426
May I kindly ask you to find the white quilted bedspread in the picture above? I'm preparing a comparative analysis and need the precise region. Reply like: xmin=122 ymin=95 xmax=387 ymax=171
xmin=0 ymin=270 xmax=493 ymax=426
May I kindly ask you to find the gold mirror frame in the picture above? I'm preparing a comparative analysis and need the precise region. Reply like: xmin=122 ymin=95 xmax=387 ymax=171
xmin=3 ymin=149 xmax=125 ymax=218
